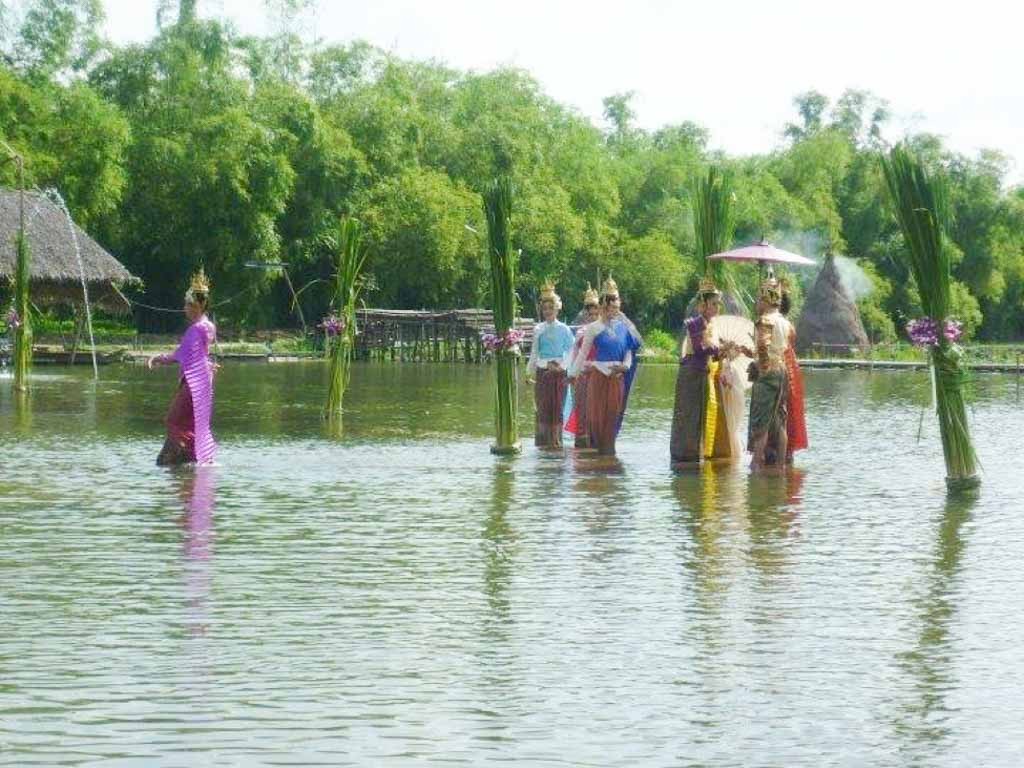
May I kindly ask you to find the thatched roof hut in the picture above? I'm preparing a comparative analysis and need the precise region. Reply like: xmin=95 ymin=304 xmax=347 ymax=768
xmin=0 ymin=189 xmax=140 ymax=313
xmin=795 ymin=253 xmax=869 ymax=354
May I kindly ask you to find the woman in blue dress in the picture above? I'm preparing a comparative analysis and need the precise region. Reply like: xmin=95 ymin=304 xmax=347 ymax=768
xmin=568 ymin=277 xmax=643 ymax=455
xmin=526 ymin=281 xmax=576 ymax=448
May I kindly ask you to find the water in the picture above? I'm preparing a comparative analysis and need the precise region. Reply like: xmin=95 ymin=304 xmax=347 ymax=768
xmin=2 ymin=362 xmax=1024 ymax=766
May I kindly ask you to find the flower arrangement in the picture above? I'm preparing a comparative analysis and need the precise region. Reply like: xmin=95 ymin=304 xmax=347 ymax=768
xmin=882 ymin=145 xmax=978 ymax=491
xmin=319 ymin=314 xmax=346 ymax=338
xmin=484 ymin=175 xmax=521 ymax=455
xmin=323 ymin=217 xmax=368 ymax=425
xmin=481 ymin=328 xmax=524 ymax=353
xmin=906 ymin=318 xmax=963 ymax=348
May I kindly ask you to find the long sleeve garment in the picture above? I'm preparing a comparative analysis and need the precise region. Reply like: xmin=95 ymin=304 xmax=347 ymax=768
xmin=169 ymin=316 xmax=218 ymax=464
xmin=527 ymin=320 xmax=576 ymax=375
xmin=568 ymin=316 xmax=642 ymax=378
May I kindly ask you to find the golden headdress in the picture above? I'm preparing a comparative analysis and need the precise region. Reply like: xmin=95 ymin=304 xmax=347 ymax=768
xmin=582 ymin=282 xmax=600 ymax=306
xmin=601 ymin=274 xmax=619 ymax=298
xmin=186 ymin=267 xmax=211 ymax=304
xmin=696 ymin=276 xmax=722 ymax=303
xmin=757 ymin=276 xmax=782 ymax=305
xmin=538 ymin=279 xmax=562 ymax=309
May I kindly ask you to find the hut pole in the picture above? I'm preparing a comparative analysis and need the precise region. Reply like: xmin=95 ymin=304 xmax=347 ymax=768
xmin=2 ymin=140 xmax=31 ymax=391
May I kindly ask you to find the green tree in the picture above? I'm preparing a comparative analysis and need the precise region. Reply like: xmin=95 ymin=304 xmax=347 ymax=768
xmin=358 ymin=166 xmax=486 ymax=308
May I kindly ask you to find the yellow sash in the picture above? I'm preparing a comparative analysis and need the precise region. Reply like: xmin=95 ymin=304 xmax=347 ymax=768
xmin=703 ymin=360 xmax=719 ymax=458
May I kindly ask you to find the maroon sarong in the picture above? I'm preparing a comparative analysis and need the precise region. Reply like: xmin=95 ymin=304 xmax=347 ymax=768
xmin=534 ymin=367 xmax=568 ymax=448
xmin=157 ymin=381 xmax=196 ymax=466
xmin=587 ymin=372 xmax=624 ymax=456
xmin=573 ymin=371 xmax=592 ymax=448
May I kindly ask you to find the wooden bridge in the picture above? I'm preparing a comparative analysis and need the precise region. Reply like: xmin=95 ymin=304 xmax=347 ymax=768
xmin=354 ymin=308 xmax=535 ymax=362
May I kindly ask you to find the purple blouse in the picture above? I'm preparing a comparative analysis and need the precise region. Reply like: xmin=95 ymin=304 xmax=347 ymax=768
xmin=681 ymin=315 xmax=720 ymax=371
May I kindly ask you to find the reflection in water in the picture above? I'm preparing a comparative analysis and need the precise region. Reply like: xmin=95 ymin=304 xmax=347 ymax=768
xmin=673 ymin=462 xmax=748 ymax=599
xmin=13 ymin=388 xmax=32 ymax=434
xmin=572 ymin=452 xmax=631 ymax=543
xmin=895 ymin=490 xmax=978 ymax=754
xmin=482 ymin=464 xmax=517 ymax=630
xmin=745 ymin=469 xmax=804 ymax=575
xmin=177 ymin=466 xmax=217 ymax=637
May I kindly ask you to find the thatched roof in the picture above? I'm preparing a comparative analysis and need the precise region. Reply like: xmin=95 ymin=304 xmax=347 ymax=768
xmin=0 ymin=189 xmax=140 ymax=313
xmin=796 ymin=253 xmax=869 ymax=354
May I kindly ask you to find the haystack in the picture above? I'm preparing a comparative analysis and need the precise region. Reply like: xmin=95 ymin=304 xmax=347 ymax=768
xmin=0 ymin=189 xmax=140 ymax=312
xmin=795 ymin=253 xmax=869 ymax=354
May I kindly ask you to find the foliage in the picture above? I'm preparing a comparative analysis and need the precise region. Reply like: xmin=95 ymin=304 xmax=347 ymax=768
xmin=324 ymin=216 xmax=367 ymax=419
xmin=881 ymin=144 xmax=978 ymax=488
xmin=1 ymin=5 xmax=1023 ymax=350
xmin=484 ymin=175 xmax=520 ymax=453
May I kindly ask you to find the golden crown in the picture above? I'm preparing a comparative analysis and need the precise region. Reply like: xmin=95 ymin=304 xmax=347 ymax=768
xmin=538 ymin=279 xmax=561 ymax=307
xmin=582 ymin=283 xmax=600 ymax=305
xmin=601 ymin=275 xmax=619 ymax=297
xmin=697 ymin=277 xmax=722 ymax=300
xmin=186 ymin=267 xmax=211 ymax=300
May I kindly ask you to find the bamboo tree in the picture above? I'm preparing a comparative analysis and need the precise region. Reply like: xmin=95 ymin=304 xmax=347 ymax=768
xmin=881 ymin=145 xmax=979 ymax=490
xmin=324 ymin=216 xmax=368 ymax=424
xmin=484 ymin=176 xmax=521 ymax=455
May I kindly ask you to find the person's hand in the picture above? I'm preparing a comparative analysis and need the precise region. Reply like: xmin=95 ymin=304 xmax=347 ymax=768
xmin=146 ymin=355 xmax=159 ymax=370
xmin=525 ymin=375 xmax=535 ymax=385
xmin=212 ymin=361 xmax=222 ymax=376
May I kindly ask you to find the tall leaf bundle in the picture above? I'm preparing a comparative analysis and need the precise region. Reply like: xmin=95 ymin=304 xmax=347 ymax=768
xmin=324 ymin=216 xmax=368 ymax=421
xmin=13 ymin=231 xmax=32 ymax=392
xmin=693 ymin=166 xmax=736 ymax=277
xmin=484 ymin=176 xmax=520 ymax=454
xmin=692 ymin=166 xmax=742 ymax=309
xmin=881 ymin=145 xmax=978 ymax=489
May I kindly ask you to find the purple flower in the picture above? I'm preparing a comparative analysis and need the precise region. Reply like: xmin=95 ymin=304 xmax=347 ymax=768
xmin=5 ymin=308 xmax=20 ymax=332
xmin=319 ymin=314 xmax=346 ymax=337
xmin=481 ymin=328 xmax=524 ymax=353
xmin=906 ymin=317 xmax=963 ymax=347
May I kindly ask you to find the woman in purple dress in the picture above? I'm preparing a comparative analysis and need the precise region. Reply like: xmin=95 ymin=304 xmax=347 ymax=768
xmin=148 ymin=270 xmax=218 ymax=466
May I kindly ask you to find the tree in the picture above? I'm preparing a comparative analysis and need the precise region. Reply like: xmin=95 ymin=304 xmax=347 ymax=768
xmin=6 ymin=0 xmax=105 ymax=80
xmin=357 ymin=167 xmax=486 ymax=308
xmin=784 ymin=90 xmax=828 ymax=142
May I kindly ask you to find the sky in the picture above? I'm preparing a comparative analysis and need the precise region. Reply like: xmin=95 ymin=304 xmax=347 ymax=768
xmin=100 ymin=0 xmax=1023 ymax=183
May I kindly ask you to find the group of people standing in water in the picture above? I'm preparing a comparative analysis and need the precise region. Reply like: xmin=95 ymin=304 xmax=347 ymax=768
xmin=147 ymin=269 xmax=806 ymax=471
xmin=527 ymin=274 xmax=808 ymax=469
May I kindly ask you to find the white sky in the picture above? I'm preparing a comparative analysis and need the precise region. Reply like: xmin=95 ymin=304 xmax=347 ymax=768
xmin=102 ymin=0 xmax=1024 ymax=183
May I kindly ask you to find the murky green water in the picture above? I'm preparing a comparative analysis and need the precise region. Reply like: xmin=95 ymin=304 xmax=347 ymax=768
xmin=2 ymin=362 xmax=1023 ymax=766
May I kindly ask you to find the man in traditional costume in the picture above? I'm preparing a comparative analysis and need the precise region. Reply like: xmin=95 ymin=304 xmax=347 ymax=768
xmin=526 ymin=281 xmax=576 ymax=448
xmin=565 ymin=284 xmax=601 ymax=448
xmin=568 ymin=277 xmax=643 ymax=456
xmin=748 ymin=277 xmax=792 ymax=470
xmin=670 ymin=278 xmax=738 ymax=467
xmin=148 ymin=269 xmax=218 ymax=466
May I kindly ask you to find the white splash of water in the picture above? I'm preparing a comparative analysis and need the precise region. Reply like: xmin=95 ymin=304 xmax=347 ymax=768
xmin=832 ymin=254 xmax=874 ymax=300
xmin=45 ymin=189 xmax=98 ymax=379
